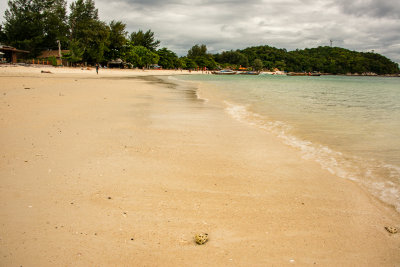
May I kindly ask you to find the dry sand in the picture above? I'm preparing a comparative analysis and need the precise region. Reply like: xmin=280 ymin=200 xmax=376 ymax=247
xmin=0 ymin=66 xmax=399 ymax=266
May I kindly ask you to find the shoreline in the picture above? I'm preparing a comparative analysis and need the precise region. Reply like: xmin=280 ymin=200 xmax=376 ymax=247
xmin=0 ymin=66 xmax=399 ymax=266
xmin=2 ymin=64 xmax=399 ymax=77
xmin=189 ymin=76 xmax=400 ymax=214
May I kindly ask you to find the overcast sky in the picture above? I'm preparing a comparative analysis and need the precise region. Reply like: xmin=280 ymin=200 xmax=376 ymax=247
xmin=1 ymin=0 xmax=399 ymax=63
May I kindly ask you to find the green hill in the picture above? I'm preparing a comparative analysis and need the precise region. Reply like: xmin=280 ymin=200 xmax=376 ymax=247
xmin=214 ymin=46 xmax=400 ymax=74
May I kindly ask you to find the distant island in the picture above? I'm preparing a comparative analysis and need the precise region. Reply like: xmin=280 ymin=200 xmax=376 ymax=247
xmin=0 ymin=0 xmax=399 ymax=75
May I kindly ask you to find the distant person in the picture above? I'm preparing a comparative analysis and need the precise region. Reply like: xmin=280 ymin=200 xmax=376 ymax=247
xmin=95 ymin=63 xmax=99 ymax=74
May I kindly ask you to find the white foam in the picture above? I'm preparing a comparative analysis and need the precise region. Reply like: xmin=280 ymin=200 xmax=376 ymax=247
xmin=224 ymin=101 xmax=400 ymax=212
xmin=167 ymin=76 xmax=179 ymax=81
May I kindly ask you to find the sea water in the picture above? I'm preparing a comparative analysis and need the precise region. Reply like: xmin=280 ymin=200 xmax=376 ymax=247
xmin=176 ymin=74 xmax=400 ymax=212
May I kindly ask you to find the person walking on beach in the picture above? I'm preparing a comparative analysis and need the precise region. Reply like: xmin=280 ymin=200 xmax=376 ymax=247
xmin=95 ymin=63 xmax=99 ymax=75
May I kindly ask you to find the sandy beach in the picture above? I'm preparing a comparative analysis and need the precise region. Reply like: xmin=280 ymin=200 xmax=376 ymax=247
xmin=0 ymin=66 xmax=399 ymax=266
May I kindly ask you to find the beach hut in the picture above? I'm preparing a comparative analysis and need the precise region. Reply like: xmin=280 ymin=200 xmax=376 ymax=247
xmin=107 ymin=58 xmax=124 ymax=68
xmin=0 ymin=44 xmax=29 ymax=63
xmin=38 ymin=49 xmax=69 ymax=66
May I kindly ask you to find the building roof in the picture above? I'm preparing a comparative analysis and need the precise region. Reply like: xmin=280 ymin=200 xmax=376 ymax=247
xmin=0 ymin=45 xmax=29 ymax=53
xmin=38 ymin=50 xmax=70 ymax=58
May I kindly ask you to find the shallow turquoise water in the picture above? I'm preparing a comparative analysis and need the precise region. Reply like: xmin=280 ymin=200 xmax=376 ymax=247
xmin=176 ymin=74 xmax=400 ymax=212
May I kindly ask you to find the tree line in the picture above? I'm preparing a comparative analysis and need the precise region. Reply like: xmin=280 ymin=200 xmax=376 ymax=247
xmin=0 ymin=0 xmax=399 ymax=74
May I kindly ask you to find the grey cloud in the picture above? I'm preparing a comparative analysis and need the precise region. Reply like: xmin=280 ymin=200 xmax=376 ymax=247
xmin=334 ymin=0 xmax=400 ymax=19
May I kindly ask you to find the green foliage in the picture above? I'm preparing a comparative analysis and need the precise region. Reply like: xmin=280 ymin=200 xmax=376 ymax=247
xmin=213 ymin=50 xmax=249 ymax=67
xmin=284 ymin=46 xmax=399 ymax=74
xmin=104 ymin=20 xmax=128 ymax=61
xmin=69 ymin=0 xmax=109 ymax=63
xmin=129 ymin=29 xmax=160 ymax=51
xmin=0 ymin=25 xmax=5 ymax=43
xmin=157 ymin=48 xmax=180 ymax=69
xmin=125 ymin=45 xmax=159 ymax=68
xmin=47 ymin=55 xmax=57 ymax=66
xmin=3 ymin=0 xmax=69 ymax=57
xmin=180 ymin=57 xmax=197 ymax=69
xmin=252 ymin=59 xmax=263 ymax=71
xmin=63 ymin=40 xmax=83 ymax=63
xmin=213 ymin=45 xmax=399 ymax=74
xmin=186 ymin=44 xmax=218 ymax=69
xmin=187 ymin=44 xmax=207 ymax=59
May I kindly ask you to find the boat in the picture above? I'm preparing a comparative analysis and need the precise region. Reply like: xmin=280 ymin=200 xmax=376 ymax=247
xmin=287 ymin=72 xmax=321 ymax=76
xmin=310 ymin=72 xmax=321 ymax=76
xmin=287 ymin=72 xmax=308 ymax=76
xmin=239 ymin=71 xmax=260 ymax=75
xmin=211 ymin=69 xmax=237 ymax=75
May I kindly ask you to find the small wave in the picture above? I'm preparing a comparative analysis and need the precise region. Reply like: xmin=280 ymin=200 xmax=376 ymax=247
xmin=224 ymin=101 xmax=400 ymax=212
xmin=167 ymin=76 xmax=179 ymax=81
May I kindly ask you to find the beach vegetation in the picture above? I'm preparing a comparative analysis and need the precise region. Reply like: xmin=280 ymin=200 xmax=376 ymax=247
xmin=2 ymin=0 xmax=69 ymax=57
xmin=62 ymin=40 xmax=83 ymax=63
xmin=180 ymin=57 xmax=197 ymax=69
xmin=104 ymin=20 xmax=128 ymax=62
xmin=156 ymin=48 xmax=181 ymax=69
xmin=252 ymin=59 xmax=263 ymax=71
xmin=125 ymin=45 xmax=159 ymax=68
xmin=187 ymin=44 xmax=218 ymax=69
xmin=0 ymin=25 xmax=6 ymax=43
xmin=68 ymin=0 xmax=109 ymax=63
xmin=213 ymin=50 xmax=249 ymax=68
xmin=187 ymin=44 xmax=207 ymax=59
xmin=129 ymin=29 xmax=160 ymax=51
xmin=214 ymin=45 xmax=399 ymax=74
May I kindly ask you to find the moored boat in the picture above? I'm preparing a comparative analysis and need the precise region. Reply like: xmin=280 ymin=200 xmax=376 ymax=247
xmin=239 ymin=71 xmax=260 ymax=75
xmin=287 ymin=72 xmax=321 ymax=76
xmin=211 ymin=69 xmax=237 ymax=75
xmin=287 ymin=72 xmax=308 ymax=76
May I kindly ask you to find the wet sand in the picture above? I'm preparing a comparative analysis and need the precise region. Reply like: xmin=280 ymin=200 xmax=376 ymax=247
xmin=0 ymin=66 xmax=399 ymax=266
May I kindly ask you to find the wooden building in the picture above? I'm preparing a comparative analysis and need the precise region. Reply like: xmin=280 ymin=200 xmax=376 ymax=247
xmin=0 ymin=44 xmax=29 ymax=63
xmin=38 ymin=50 xmax=70 ymax=66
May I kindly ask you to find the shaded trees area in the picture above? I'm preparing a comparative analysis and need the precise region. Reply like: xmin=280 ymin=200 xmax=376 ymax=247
xmin=3 ymin=0 xmax=69 ymax=57
xmin=186 ymin=44 xmax=217 ymax=70
xmin=157 ymin=48 xmax=181 ymax=69
xmin=103 ymin=20 xmax=127 ymax=62
xmin=68 ymin=0 xmax=109 ymax=63
xmin=1 ymin=0 xmax=165 ymax=67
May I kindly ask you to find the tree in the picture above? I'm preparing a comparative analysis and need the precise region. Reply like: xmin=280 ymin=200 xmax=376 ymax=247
xmin=186 ymin=44 xmax=218 ymax=69
xmin=180 ymin=57 xmax=197 ymax=69
xmin=69 ymin=0 xmax=109 ymax=63
xmin=214 ymin=50 xmax=249 ymax=67
xmin=187 ymin=44 xmax=207 ymax=59
xmin=129 ymin=29 xmax=160 ymax=51
xmin=104 ymin=20 xmax=128 ymax=61
xmin=157 ymin=48 xmax=180 ymax=69
xmin=253 ymin=59 xmax=263 ymax=71
xmin=126 ymin=45 xmax=159 ymax=68
xmin=3 ymin=0 xmax=68 ymax=57
xmin=41 ymin=0 xmax=69 ymax=50
xmin=0 ymin=25 xmax=6 ymax=43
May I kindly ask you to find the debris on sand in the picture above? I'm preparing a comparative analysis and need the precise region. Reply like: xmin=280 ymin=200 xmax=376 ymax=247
xmin=385 ymin=226 xmax=398 ymax=234
xmin=194 ymin=233 xmax=208 ymax=245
